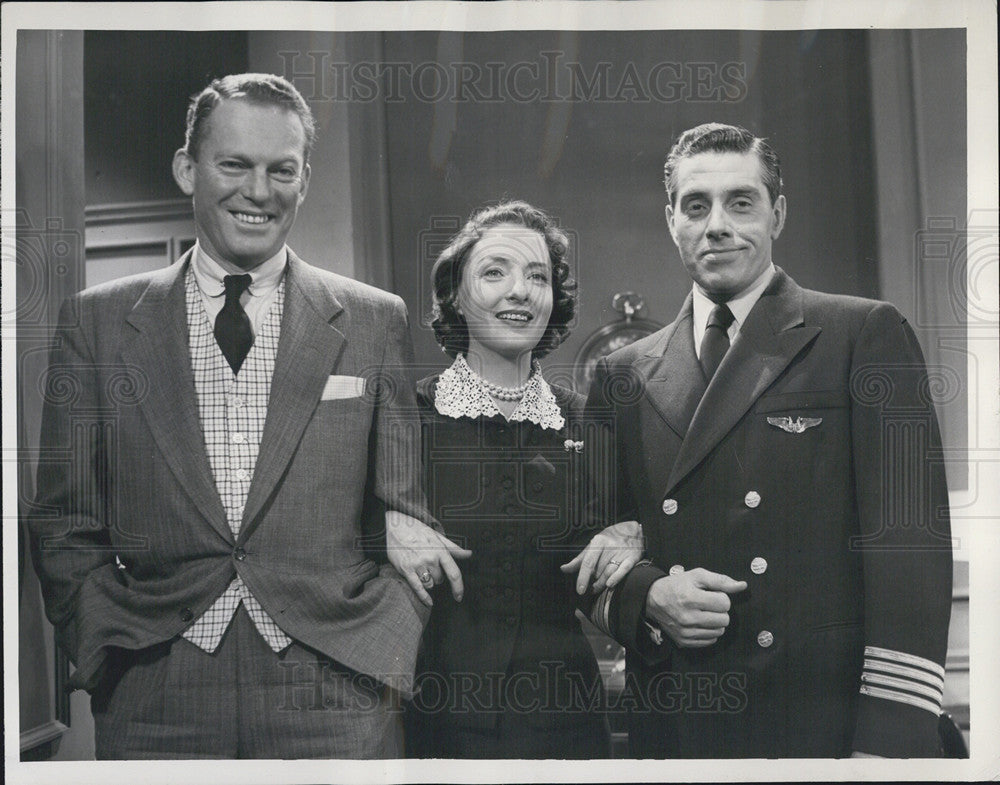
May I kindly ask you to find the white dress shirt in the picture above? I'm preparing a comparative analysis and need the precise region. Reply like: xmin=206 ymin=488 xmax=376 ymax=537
xmin=692 ymin=263 xmax=776 ymax=358
xmin=191 ymin=242 xmax=287 ymax=336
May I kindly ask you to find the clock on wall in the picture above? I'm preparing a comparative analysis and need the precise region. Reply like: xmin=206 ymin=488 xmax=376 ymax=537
xmin=573 ymin=292 xmax=663 ymax=393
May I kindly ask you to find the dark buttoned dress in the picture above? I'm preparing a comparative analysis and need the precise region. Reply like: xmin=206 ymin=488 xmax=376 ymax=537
xmin=404 ymin=375 xmax=610 ymax=759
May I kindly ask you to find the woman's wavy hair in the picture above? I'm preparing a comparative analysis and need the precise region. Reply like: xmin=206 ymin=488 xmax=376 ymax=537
xmin=430 ymin=200 xmax=577 ymax=360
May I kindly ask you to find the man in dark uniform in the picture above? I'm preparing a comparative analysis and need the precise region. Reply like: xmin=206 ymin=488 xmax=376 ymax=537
xmin=586 ymin=123 xmax=953 ymax=757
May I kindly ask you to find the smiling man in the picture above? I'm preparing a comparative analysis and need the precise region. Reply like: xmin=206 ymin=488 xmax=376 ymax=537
xmin=28 ymin=73 xmax=436 ymax=758
xmin=585 ymin=123 xmax=953 ymax=757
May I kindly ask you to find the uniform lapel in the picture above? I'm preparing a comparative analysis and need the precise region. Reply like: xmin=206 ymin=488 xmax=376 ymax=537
xmin=240 ymin=252 xmax=346 ymax=538
xmin=636 ymin=296 xmax=707 ymax=439
xmin=665 ymin=269 xmax=821 ymax=494
xmin=120 ymin=254 xmax=231 ymax=542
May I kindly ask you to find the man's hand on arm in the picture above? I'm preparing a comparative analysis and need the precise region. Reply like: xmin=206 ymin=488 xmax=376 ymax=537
xmin=644 ymin=567 xmax=747 ymax=647
xmin=384 ymin=511 xmax=472 ymax=607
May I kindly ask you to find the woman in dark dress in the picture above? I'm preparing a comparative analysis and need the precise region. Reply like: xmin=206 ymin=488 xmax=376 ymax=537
xmin=388 ymin=201 xmax=642 ymax=758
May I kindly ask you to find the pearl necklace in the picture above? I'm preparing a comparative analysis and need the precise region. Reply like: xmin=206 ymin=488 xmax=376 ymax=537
xmin=477 ymin=359 xmax=540 ymax=401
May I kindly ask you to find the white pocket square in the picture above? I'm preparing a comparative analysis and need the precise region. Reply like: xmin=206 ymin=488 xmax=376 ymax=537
xmin=321 ymin=375 xmax=366 ymax=400
xmin=767 ymin=415 xmax=822 ymax=433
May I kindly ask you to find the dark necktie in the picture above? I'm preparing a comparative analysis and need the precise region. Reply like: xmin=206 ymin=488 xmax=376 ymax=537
xmin=215 ymin=274 xmax=254 ymax=374
xmin=700 ymin=302 xmax=735 ymax=381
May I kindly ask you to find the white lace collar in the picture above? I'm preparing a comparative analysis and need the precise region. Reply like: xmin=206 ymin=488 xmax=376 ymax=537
xmin=434 ymin=354 xmax=565 ymax=431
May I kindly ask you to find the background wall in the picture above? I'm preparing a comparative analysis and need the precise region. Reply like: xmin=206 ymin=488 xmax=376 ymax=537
xmin=379 ymin=30 xmax=880 ymax=377
xmin=16 ymin=26 xmax=969 ymax=759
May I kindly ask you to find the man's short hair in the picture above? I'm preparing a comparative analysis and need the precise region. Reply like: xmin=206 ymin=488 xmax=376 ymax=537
xmin=664 ymin=123 xmax=782 ymax=206
xmin=183 ymin=73 xmax=316 ymax=163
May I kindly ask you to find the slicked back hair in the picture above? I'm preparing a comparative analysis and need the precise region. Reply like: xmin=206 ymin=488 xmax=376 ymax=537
xmin=183 ymin=72 xmax=316 ymax=163
xmin=664 ymin=122 xmax=782 ymax=206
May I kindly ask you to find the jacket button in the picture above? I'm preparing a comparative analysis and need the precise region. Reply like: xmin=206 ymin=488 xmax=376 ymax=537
xmin=234 ymin=547 xmax=247 ymax=561
xmin=662 ymin=498 xmax=678 ymax=515
xmin=757 ymin=630 xmax=774 ymax=648
xmin=750 ymin=557 xmax=767 ymax=575
xmin=669 ymin=564 xmax=685 ymax=576
xmin=505 ymin=616 xmax=517 ymax=627
xmin=532 ymin=482 xmax=543 ymax=492
xmin=502 ymin=561 xmax=513 ymax=572
xmin=744 ymin=491 xmax=761 ymax=508
xmin=179 ymin=608 xmax=194 ymax=622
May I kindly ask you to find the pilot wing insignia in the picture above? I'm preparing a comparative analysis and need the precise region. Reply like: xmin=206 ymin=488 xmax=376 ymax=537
xmin=767 ymin=415 xmax=823 ymax=434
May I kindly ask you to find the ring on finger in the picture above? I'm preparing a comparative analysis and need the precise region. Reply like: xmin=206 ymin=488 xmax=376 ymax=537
xmin=419 ymin=570 xmax=433 ymax=585
xmin=608 ymin=559 xmax=621 ymax=567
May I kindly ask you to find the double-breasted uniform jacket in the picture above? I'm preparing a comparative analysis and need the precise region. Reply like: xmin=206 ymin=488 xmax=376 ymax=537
xmin=406 ymin=374 xmax=607 ymax=751
xmin=28 ymin=250 xmax=433 ymax=696
xmin=586 ymin=268 xmax=952 ymax=757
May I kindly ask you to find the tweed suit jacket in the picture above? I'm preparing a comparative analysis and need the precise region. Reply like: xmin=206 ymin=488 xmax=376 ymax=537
xmin=586 ymin=268 xmax=953 ymax=757
xmin=28 ymin=249 xmax=432 ymax=696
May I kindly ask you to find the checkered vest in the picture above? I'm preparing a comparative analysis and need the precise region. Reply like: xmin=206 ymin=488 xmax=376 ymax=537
xmin=181 ymin=265 xmax=292 ymax=652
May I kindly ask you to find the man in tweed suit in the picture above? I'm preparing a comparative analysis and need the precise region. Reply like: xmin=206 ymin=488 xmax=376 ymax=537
xmin=28 ymin=73 xmax=435 ymax=758
xmin=586 ymin=123 xmax=952 ymax=757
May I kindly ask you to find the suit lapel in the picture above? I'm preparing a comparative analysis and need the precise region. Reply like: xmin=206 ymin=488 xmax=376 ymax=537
xmin=665 ymin=269 xmax=821 ymax=494
xmin=637 ymin=296 xmax=706 ymax=439
xmin=241 ymin=253 xmax=346 ymax=538
xmin=121 ymin=254 xmax=231 ymax=541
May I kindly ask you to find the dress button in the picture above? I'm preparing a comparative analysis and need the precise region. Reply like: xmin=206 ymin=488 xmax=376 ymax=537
xmin=234 ymin=547 xmax=247 ymax=561
xmin=750 ymin=557 xmax=767 ymax=575
xmin=505 ymin=534 xmax=516 ymax=546
xmin=757 ymin=630 xmax=774 ymax=648
xmin=662 ymin=498 xmax=678 ymax=515
xmin=505 ymin=616 xmax=517 ymax=627
xmin=502 ymin=477 xmax=515 ymax=490
xmin=669 ymin=564 xmax=685 ymax=576
xmin=532 ymin=482 xmax=543 ymax=492
xmin=744 ymin=491 xmax=761 ymax=508
xmin=179 ymin=607 xmax=194 ymax=622
xmin=234 ymin=468 xmax=249 ymax=481
xmin=503 ymin=588 xmax=514 ymax=599
xmin=503 ymin=504 xmax=517 ymax=515
xmin=232 ymin=433 xmax=246 ymax=444
xmin=501 ymin=561 xmax=513 ymax=572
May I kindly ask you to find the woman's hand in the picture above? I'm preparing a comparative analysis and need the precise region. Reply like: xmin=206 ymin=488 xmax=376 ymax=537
xmin=560 ymin=520 xmax=644 ymax=595
xmin=386 ymin=511 xmax=472 ymax=607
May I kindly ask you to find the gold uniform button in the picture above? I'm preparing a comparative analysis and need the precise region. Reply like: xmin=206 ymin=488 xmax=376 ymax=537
xmin=757 ymin=630 xmax=774 ymax=648
xmin=662 ymin=499 xmax=678 ymax=515
xmin=668 ymin=564 xmax=685 ymax=576
xmin=750 ymin=557 xmax=768 ymax=575
xmin=744 ymin=491 xmax=761 ymax=508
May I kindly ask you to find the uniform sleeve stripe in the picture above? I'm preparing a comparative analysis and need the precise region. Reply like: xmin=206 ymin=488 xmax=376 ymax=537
xmin=861 ymin=671 xmax=944 ymax=703
xmin=590 ymin=586 xmax=614 ymax=638
xmin=864 ymin=645 xmax=945 ymax=679
xmin=859 ymin=684 xmax=941 ymax=716
xmin=863 ymin=658 xmax=945 ymax=692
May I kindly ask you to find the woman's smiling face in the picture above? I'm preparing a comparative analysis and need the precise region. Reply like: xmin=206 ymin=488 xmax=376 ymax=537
xmin=457 ymin=223 xmax=554 ymax=363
